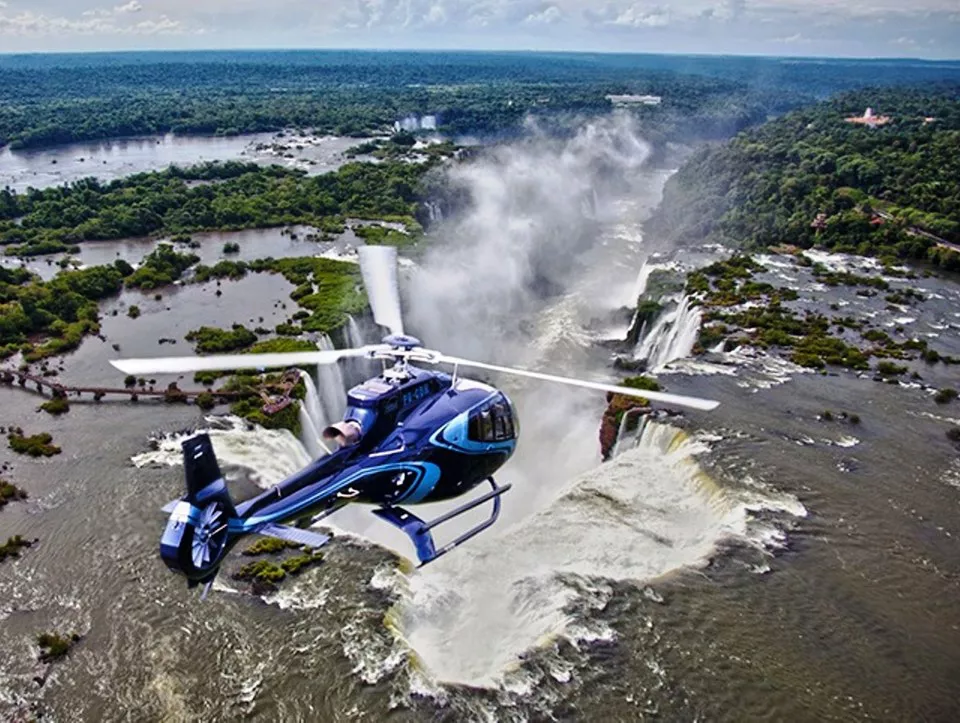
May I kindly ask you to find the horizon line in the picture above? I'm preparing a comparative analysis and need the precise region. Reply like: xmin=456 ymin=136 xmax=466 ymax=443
xmin=1 ymin=46 xmax=958 ymax=63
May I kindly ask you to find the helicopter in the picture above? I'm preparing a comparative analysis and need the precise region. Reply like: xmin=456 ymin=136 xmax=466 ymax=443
xmin=111 ymin=246 xmax=719 ymax=596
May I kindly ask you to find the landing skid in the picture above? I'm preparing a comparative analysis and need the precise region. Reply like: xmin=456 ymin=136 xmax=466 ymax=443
xmin=372 ymin=477 xmax=512 ymax=566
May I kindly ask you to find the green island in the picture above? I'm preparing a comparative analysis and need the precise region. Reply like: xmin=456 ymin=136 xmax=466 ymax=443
xmin=7 ymin=430 xmax=62 ymax=457
xmin=36 ymin=632 xmax=82 ymax=663
xmin=0 ymin=159 xmax=434 ymax=258
xmin=232 ymin=536 xmax=325 ymax=591
xmin=0 ymin=477 xmax=28 ymax=509
xmin=649 ymin=87 xmax=960 ymax=270
xmin=0 ymin=534 xmax=34 ymax=562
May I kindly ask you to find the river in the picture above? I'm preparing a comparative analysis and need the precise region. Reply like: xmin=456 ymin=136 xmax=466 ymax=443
xmin=1 ymin=118 xmax=959 ymax=721
xmin=0 ymin=132 xmax=362 ymax=193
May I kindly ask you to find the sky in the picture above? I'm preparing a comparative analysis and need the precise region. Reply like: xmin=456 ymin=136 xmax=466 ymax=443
xmin=0 ymin=1 xmax=958 ymax=59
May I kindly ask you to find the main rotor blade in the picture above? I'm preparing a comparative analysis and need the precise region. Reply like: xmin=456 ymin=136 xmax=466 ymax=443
xmin=437 ymin=355 xmax=721 ymax=411
xmin=110 ymin=347 xmax=378 ymax=376
xmin=358 ymin=245 xmax=404 ymax=336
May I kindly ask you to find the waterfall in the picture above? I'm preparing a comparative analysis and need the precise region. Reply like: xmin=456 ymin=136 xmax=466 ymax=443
xmin=343 ymin=314 xmax=378 ymax=386
xmin=314 ymin=334 xmax=348 ymax=424
xmin=631 ymin=258 xmax=655 ymax=304
xmin=298 ymin=404 xmax=328 ymax=459
xmin=298 ymin=371 xmax=330 ymax=457
xmin=634 ymin=295 xmax=702 ymax=371
xmin=424 ymin=201 xmax=443 ymax=224
xmin=346 ymin=315 xmax=365 ymax=349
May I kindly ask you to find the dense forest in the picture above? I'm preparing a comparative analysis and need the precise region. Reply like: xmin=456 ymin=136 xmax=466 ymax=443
xmin=3 ymin=51 xmax=959 ymax=150
xmin=648 ymin=87 xmax=960 ymax=270
xmin=0 ymin=159 xmax=432 ymax=257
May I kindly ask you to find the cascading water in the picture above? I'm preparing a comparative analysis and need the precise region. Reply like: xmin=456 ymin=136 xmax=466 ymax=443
xmin=400 ymin=419 xmax=750 ymax=687
xmin=346 ymin=315 xmax=365 ymax=349
xmin=343 ymin=314 xmax=378 ymax=387
xmin=424 ymin=201 xmax=444 ymax=224
xmin=314 ymin=334 xmax=348 ymax=425
xmin=298 ymin=372 xmax=329 ymax=459
xmin=631 ymin=258 xmax=656 ymax=305
xmin=633 ymin=294 xmax=702 ymax=371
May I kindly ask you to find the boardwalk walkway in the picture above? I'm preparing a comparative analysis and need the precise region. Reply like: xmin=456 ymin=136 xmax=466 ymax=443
xmin=1 ymin=369 xmax=300 ymax=412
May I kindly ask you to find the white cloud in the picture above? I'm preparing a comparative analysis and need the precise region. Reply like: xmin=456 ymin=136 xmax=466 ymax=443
xmin=773 ymin=32 xmax=809 ymax=43
xmin=609 ymin=4 xmax=671 ymax=28
xmin=524 ymin=4 xmax=562 ymax=25
xmin=0 ymin=5 xmax=189 ymax=36
xmin=0 ymin=0 xmax=957 ymax=56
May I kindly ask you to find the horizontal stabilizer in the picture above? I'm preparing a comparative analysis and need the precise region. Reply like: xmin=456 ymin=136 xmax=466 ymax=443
xmin=161 ymin=499 xmax=179 ymax=514
xmin=260 ymin=524 xmax=331 ymax=549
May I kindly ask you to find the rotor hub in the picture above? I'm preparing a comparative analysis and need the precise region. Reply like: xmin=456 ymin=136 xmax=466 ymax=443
xmin=383 ymin=334 xmax=422 ymax=350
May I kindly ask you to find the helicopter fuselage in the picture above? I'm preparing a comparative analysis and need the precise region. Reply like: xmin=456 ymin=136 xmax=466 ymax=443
xmin=232 ymin=366 xmax=519 ymax=532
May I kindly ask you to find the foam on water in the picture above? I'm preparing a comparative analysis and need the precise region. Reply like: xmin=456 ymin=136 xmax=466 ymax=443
xmin=132 ymin=416 xmax=309 ymax=487
xmin=394 ymin=420 xmax=767 ymax=687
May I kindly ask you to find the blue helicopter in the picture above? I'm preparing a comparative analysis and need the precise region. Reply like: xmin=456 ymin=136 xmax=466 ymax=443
xmin=111 ymin=247 xmax=719 ymax=596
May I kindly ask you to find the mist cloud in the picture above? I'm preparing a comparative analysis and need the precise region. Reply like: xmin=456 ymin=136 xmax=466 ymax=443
xmin=407 ymin=113 xmax=651 ymax=364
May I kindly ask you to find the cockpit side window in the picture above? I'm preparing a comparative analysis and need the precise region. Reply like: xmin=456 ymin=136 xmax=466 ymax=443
xmin=468 ymin=395 xmax=517 ymax=443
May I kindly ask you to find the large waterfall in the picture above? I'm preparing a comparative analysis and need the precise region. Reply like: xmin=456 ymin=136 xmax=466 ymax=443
xmin=297 ymin=320 xmax=378 ymax=457
xmin=633 ymin=294 xmax=702 ymax=372
xmin=314 ymin=333 xmax=348 ymax=424
xmin=298 ymin=373 xmax=330 ymax=458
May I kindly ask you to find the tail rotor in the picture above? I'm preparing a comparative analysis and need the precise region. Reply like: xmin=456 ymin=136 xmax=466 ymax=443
xmin=159 ymin=434 xmax=238 ymax=588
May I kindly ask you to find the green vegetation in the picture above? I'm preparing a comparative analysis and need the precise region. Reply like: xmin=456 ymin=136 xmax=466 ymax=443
xmin=195 ymin=392 xmax=216 ymax=411
xmin=223 ymin=241 xmax=240 ymax=254
xmin=0 ymin=50 xmax=852 ymax=152
xmin=0 ymin=264 xmax=124 ymax=361
xmin=281 ymin=551 xmax=325 ymax=575
xmin=689 ymin=255 xmax=912 ymax=371
xmin=39 ymin=396 xmax=70 ymax=415
xmin=688 ymin=252 xmax=960 ymax=374
xmin=8 ymin=431 xmax=61 ymax=457
xmin=233 ymin=559 xmax=287 ymax=584
xmin=622 ymin=376 xmax=663 ymax=393
xmin=248 ymin=257 xmax=366 ymax=334
xmin=230 ymin=393 xmax=301 ymax=436
xmin=242 ymin=537 xmax=300 ymax=556
xmin=233 ymin=548 xmax=322 ymax=587
xmin=650 ymin=87 xmax=960 ymax=270
xmin=185 ymin=324 xmax=257 ymax=354
xmin=193 ymin=259 xmax=248 ymax=283
xmin=876 ymin=361 xmax=908 ymax=377
xmin=0 ymin=478 xmax=28 ymax=509
xmin=37 ymin=632 xmax=81 ymax=663
xmin=0 ymin=535 xmax=34 ymax=562
xmin=935 ymin=388 xmax=958 ymax=405
xmin=125 ymin=244 xmax=199 ymax=289
xmin=192 ymin=338 xmax=318 ymax=386
xmin=1 ymin=160 xmax=432 ymax=257
xmin=127 ymin=304 xmax=141 ymax=319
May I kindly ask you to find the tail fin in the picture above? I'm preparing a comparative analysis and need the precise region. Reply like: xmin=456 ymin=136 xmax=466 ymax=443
xmin=183 ymin=433 xmax=225 ymax=501
xmin=159 ymin=433 xmax=238 ymax=588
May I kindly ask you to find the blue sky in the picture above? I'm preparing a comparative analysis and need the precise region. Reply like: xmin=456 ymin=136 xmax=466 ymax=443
xmin=0 ymin=1 xmax=958 ymax=58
